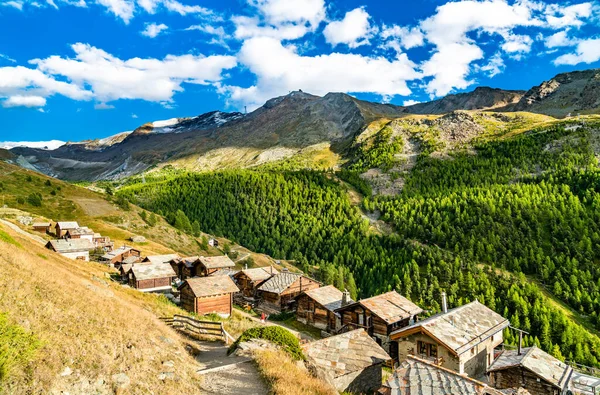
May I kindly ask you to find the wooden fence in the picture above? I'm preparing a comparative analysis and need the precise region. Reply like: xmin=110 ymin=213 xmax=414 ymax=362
xmin=162 ymin=314 xmax=236 ymax=345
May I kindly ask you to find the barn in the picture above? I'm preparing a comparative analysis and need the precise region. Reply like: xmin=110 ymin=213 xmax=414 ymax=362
xmin=45 ymin=239 xmax=94 ymax=261
xmin=233 ymin=266 xmax=278 ymax=297
xmin=179 ymin=276 xmax=240 ymax=317
xmin=256 ymin=270 xmax=320 ymax=312
xmin=197 ymin=255 xmax=235 ymax=277
xmin=302 ymin=329 xmax=390 ymax=394
xmin=296 ymin=285 xmax=352 ymax=333
xmin=128 ymin=263 xmax=177 ymax=293
xmin=142 ymin=254 xmax=180 ymax=265
xmin=54 ymin=221 xmax=79 ymax=238
xmin=100 ymin=246 xmax=141 ymax=266
xmin=65 ymin=227 xmax=95 ymax=241
xmin=32 ymin=222 xmax=51 ymax=233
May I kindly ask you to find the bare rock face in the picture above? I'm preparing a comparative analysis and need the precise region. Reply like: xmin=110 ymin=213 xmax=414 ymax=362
xmin=405 ymin=87 xmax=525 ymax=114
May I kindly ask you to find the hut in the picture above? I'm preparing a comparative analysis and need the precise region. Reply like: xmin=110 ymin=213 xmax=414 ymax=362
xmin=93 ymin=234 xmax=114 ymax=252
xmin=142 ymin=254 xmax=180 ymax=265
xmin=65 ymin=227 xmax=94 ymax=241
xmin=32 ymin=222 xmax=51 ymax=233
xmin=296 ymin=285 xmax=353 ymax=333
xmin=45 ymin=239 xmax=94 ymax=261
xmin=335 ymin=291 xmax=423 ymax=357
xmin=179 ymin=276 xmax=239 ymax=317
xmin=381 ymin=355 xmax=504 ymax=395
xmin=54 ymin=221 xmax=79 ymax=237
xmin=256 ymin=271 xmax=320 ymax=312
xmin=233 ymin=266 xmax=278 ymax=297
xmin=100 ymin=246 xmax=141 ymax=266
xmin=197 ymin=255 xmax=235 ymax=277
xmin=302 ymin=329 xmax=390 ymax=394
xmin=128 ymin=263 xmax=177 ymax=293
xmin=390 ymin=299 xmax=509 ymax=378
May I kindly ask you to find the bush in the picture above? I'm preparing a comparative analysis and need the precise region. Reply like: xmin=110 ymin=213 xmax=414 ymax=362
xmin=0 ymin=313 xmax=40 ymax=382
xmin=268 ymin=311 xmax=295 ymax=322
xmin=229 ymin=326 xmax=305 ymax=360
xmin=44 ymin=180 xmax=51 ymax=187
xmin=26 ymin=193 xmax=42 ymax=207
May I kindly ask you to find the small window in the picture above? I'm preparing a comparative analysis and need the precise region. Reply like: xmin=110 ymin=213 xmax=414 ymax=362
xmin=418 ymin=341 xmax=428 ymax=355
xmin=429 ymin=344 xmax=438 ymax=358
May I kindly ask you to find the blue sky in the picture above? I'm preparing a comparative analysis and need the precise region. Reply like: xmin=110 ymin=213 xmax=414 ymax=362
xmin=0 ymin=0 xmax=599 ymax=144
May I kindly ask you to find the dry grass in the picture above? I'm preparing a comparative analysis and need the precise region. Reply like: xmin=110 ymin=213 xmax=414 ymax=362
xmin=253 ymin=349 xmax=336 ymax=395
xmin=0 ymin=223 xmax=204 ymax=394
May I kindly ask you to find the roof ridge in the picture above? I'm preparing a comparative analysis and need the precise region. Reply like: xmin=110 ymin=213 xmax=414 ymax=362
xmin=407 ymin=355 xmax=497 ymax=388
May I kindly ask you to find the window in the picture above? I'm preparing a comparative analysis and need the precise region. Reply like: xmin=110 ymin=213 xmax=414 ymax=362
xmin=417 ymin=340 xmax=438 ymax=358
xmin=429 ymin=344 xmax=437 ymax=358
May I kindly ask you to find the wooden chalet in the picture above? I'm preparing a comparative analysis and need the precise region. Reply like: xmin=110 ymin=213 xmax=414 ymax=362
xmin=233 ymin=266 xmax=279 ymax=297
xmin=256 ymin=271 xmax=320 ymax=312
xmin=302 ymin=329 xmax=390 ymax=394
xmin=296 ymin=285 xmax=353 ymax=333
xmin=127 ymin=263 xmax=177 ymax=293
xmin=32 ymin=222 xmax=51 ymax=233
xmin=335 ymin=291 xmax=423 ymax=357
xmin=381 ymin=355 xmax=504 ymax=395
xmin=390 ymin=299 xmax=509 ymax=378
xmin=45 ymin=239 xmax=94 ymax=261
xmin=100 ymin=246 xmax=141 ymax=266
xmin=171 ymin=255 xmax=235 ymax=279
xmin=488 ymin=346 xmax=600 ymax=395
xmin=93 ymin=234 xmax=114 ymax=252
xmin=179 ymin=276 xmax=240 ymax=317
xmin=65 ymin=227 xmax=94 ymax=241
xmin=54 ymin=221 xmax=79 ymax=237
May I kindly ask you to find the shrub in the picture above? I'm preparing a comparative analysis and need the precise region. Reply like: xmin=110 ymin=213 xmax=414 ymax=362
xmin=0 ymin=313 xmax=40 ymax=382
xmin=229 ymin=326 xmax=304 ymax=360
xmin=26 ymin=193 xmax=42 ymax=207
xmin=44 ymin=180 xmax=51 ymax=187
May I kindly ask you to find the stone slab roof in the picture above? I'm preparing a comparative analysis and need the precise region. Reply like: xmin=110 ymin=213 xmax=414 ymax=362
xmin=257 ymin=272 xmax=303 ymax=294
xmin=208 ymin=268 xmax=239 ymax=277
xmin=302 ymin=329 xmax=390 ymax=379
xmin=391 ymin=301 xmax=509 ymax=356
xmin=67 ymin=227 xmax=95 ymax=236
xmin=340 ymin=291 xmax=422 ymax=324
xmin=488 ymin=346 xmax=572 ymax=389
xmin=131 ymin=263 xmax=176 ymax=281
xmin=122 ymin=256 xmax=140 ymax=265
xmin=142 ymin=254 xmax=180 ymax=265
xmin=32 ymin=222 xmax=51 ymax=227
xmin=198 ymin=255 xmax=235 ymax=269
xmin=236 ymin=267 xmax=279 ymax=282
xmin=46 ymin=239 xmax=94 ymax=253
xmin=570 ymin=370 xmax=600 ymax=395
xmin=184 ymin=275 xmax=240 ymax=297
xmin=56 ymin=221 xmax=79 ymax=229
xmin=383 ymin=355 xmax=504 ymax=395
xmin=101 ymin=246 xmax=136 ymax=260
xmin=303 ymin=285 xmax=351 ymax=312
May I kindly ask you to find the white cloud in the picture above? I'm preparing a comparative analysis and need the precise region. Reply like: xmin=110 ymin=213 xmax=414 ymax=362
xmin=501 ymin=34 xmax=533 ymax=55
xmin=323 ymin=7 xmax=376 ymax=48
xmin=2 ymin=1 xmax=24 ymax=10
xmin=131 ymin=113 xmax=138 ymax=118
xmin=545 ymin=30 xmax=579 ymax=48
xmin=96 ymin=0 xmax=135 ymax=23
xmin=476 ymin=52 xmax=505 ymax=77
xmin=554 ymin=38 xmax=600 ymax=65
xmin=0 ymin=54 xmax=16 ymax=63
xmin=233 ymin=0 xmax=325 ymax=40
xmin=403 ymin=99 xmax=421 ymax=106
xmin=380 ymin=25 xmax=424 ymax=50
xmin=545 ymin=2 xmax=594 ymax=28
xmin=222 ymin=36 xmax=419 ymax=109
xmin=185 ymin=24 xmax=230 ymax=47
xmin=2 ymin=95 xmax=46 ymax=107
xmin=141 ymin=22 xmax=168 ymax=38
xmin=136 ymin=0 xmax=157 ymax=13
xmin=0 ymin=140 xmax=65 ymax=150
xmin=30 ymin=43 xmax=237 ymax=104
xmin=94 ymin=102 xmax=115 ymax=109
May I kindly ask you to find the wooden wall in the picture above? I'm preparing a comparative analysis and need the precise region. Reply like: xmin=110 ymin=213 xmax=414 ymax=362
xmin=490 ymin=367 xmax=560 ymax=395
xmin=179 ymin=283 xmax=233 ymax=316
xmin=134 ymin=277 xmax=171 ymax=290
xmin=296 ymin=294 xmax=332 ymax=331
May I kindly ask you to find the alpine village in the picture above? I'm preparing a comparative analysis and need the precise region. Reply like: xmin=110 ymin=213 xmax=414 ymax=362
xmin=5 ymin=2 xmax=600 ymax=393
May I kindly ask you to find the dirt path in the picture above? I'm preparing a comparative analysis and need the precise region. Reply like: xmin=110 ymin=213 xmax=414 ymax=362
xmin=196 ymin=341 xmax=268 ymax=395
xmin=0 ymin=219 xmax=46 ymax=245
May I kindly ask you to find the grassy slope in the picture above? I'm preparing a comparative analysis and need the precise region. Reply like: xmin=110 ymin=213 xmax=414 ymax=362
xmin=0 ymin=223 xmax=204 ymax=394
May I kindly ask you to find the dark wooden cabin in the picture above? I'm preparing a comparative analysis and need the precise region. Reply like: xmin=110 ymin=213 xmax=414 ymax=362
xmin=100 ymin=246 xmax=141 ymax=266
xmin=54 ymin=221 xmax=79 ymax=237
xmin=256 ymin=271 xmax=320 ymax=312
xmin=32 ymin=222 xmax=51 ymax=233
xmin=128 ymin=263 xmax=176 ymax=293
xmin=233 ymin=266 xmax=278 ymax=297
xmin=335 ymin=291 xmax=423 ymax=357
xmin=296 ymin=285 xmax=353 ymax=333
xmin=179 ymin=276 xmax=240 ymax=317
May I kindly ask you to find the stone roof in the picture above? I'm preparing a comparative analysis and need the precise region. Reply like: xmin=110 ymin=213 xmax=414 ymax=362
xmin=257 ymin=272 xmax=305 ymax=294
xmin=198 ymin=255 xmax=235 ymax=269
xmin=302 ymin=329 xmax=390 ymax=379
xmin=184 ymin=275 xmax=240 ymax=297
xmin=570 ymin=370 xmax=600 ymax=395
xmin=391 ymin=301 xmax=509 ymax=356
xmin=101 ymin=246 xmax=136 ymax=260
xmin=67 ymin=227 xmax=95 ymax=236
xmin=383 ymin=355 xmax=504 ymax=395
xmin=55 ymin=221 xmax=79 ymax=229
xmin=142 ymin=254 xmax=180 ymax=265
xmin=341 ymin=291 xmax=422 ymax=324
xmin=32 ymin=222 xmax=51 ymax=227
xmin=236 ymin=267 xmax=279 ymax=282
xmin=303 ymin=285 xmax=351 ymax=312
xmin=208 ymin=268 xmax=239 ymax=277
xmin=46 ymin=239 xmax=94 ymax=253
xmin=122 ymin=256 xmax=140 ymax=265
xmin=488 ymin=346 xmax=572 ymax=390
xmin=131 ymin=263 xmax=176 ymax=281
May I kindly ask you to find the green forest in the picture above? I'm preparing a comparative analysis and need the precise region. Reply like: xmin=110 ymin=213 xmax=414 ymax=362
xmin=119 ymin=120 xmax=600 ymax=367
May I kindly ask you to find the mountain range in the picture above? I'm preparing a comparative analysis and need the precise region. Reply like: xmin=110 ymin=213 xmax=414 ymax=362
xmin=6 ymin=67 xmax=600 ymax=181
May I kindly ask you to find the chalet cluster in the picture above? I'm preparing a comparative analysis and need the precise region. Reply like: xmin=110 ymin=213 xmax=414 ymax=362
xmin=41 ymin=221 xmax=114 ymax=261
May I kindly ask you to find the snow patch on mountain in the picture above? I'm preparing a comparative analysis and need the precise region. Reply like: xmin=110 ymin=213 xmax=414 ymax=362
xmin=1 ymin=140 xmax=65 ymax=150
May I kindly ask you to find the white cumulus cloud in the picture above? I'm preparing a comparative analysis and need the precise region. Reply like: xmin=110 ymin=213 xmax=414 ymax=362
xmin=2 ymin=95 xmax=47 ymax=107
xmin=323 ymin=7 xmax=376 ymax=48
xmin=554 ymin=38 xmax=600 ymax=65
xmin=141 ymin=22 xmax=168 ymax=38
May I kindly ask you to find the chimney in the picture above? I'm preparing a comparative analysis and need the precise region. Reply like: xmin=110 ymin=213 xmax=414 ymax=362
xmin=517 ymin=330 xmax=523 ymax=356
xmin=441 ymin=292 xmax=448 ymax=314
xmin=244 ymin=263 xmax=248 ymax=270
xmin=342 ymin=290 xmax=351 ymax=307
